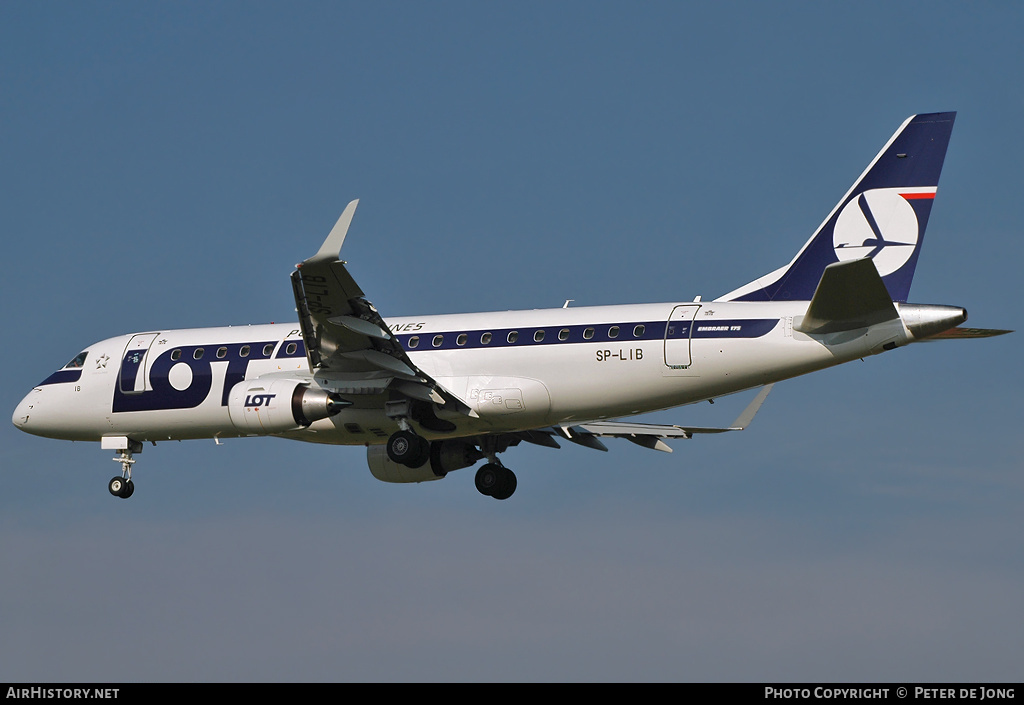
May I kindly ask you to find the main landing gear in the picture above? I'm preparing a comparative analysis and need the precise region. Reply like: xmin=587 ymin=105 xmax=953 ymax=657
xmin=386 ymin=429 xmax=430 ymax=468
xmin=474 ymin=436 xmax=517 ymax=500
xmin=385 ymin=427 xmax=520 ymax=500
xmin=474 ymin=462 xmax=517 ymax=501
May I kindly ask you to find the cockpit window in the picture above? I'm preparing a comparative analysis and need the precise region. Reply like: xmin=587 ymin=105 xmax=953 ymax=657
xmin=64 ymin=352 xmax=88 ymax=369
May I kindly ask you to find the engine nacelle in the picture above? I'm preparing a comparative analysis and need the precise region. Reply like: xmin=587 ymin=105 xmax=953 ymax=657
xmin=367 ymin=440 xmax=482 ymax=484
xmin=228 ymin=379 xmax=343 ymax=434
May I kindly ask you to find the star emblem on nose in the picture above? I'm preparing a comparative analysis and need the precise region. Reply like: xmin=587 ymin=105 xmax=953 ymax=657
xmin=95 ymin=354 xmax=109 ymax=369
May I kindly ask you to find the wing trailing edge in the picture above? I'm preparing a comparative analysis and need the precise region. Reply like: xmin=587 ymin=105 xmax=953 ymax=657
xmin=517 ymin=384 xmax=774 ymax=453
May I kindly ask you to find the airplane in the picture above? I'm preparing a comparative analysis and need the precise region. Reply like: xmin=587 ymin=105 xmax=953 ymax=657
xmin=12 ymin=111 xmax=1010 ymax=501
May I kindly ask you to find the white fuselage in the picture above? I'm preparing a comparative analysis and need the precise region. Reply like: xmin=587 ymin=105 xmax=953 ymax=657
xmin=12 ymin=298 xmax=914 ymax=446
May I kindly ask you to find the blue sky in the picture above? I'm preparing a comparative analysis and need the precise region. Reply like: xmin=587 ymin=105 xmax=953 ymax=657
xmin=1 ymin=2 xmax=1021 ymax=682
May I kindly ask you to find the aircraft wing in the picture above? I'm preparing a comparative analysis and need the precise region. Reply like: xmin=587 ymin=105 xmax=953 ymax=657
xmin=290 ymin=201 xmax=475 ymax=415
xmin=515 ymin=384 xmax=774 ymax=453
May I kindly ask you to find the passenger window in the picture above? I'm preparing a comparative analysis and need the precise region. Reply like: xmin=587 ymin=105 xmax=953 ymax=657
xmin=262 ymin=344 xmax=274 ymax=357
xmin=285 ymin=343 xmax=297 ymax=355
xmin=457 ymin=333 xmax=468 ymax=346
xmin=170 ymin=349 xmax=182 ymax=361
xmin=608 ymin=326 xmax=619 ymax=339
xmin=507 ymin=331 xmax=519 ymax=344
xmin=240 ymin=345 xmax=250 ymax=358
xmin=534 ymin=330 xmax=545 ymax=342
xmin=480 ymin=332 xmax=492 ymax=345
xmin=64 ymin=352 xmax=88 ymax=368
xmin=408 ymin=336 xmax=419 ymax=349
xmin=583 ymin=327 xmax=595 ymax=340
xmin=558 ymin=328 xmax=570 ymax=341
xmin=633 ymin=325 xmax=645 ymax=337
xmin=217 ymin=347 xmax=228 ymax=359
xmin=432 ymin=335 xmax=444 ymax=348
xmin=193 ymin=348 xmax=204 ymax=360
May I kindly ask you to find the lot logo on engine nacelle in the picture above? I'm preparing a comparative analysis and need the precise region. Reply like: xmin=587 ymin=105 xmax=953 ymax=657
xmin=244 ymin=393 xmax=276 ymax=408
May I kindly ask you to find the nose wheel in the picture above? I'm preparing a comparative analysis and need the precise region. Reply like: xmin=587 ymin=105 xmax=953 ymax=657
xmin=108 ymin=476 xmax=135 ymax=499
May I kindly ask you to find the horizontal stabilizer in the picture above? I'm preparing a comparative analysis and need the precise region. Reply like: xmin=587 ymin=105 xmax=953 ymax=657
xmin=795 ymin=259 xmax=897 ymax=334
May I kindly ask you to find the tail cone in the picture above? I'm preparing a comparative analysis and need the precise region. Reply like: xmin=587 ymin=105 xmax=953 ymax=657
xmin=899 ymin=304 xmax=968 ymax=340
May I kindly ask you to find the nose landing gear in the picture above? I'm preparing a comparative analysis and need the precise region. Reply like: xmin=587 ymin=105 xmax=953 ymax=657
xmin=105 ymin=439 xmax=142 ymax=499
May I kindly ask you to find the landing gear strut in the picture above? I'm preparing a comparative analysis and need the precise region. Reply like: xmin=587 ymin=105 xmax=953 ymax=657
xmin=384 ymin=398 xmax=432 ymax=469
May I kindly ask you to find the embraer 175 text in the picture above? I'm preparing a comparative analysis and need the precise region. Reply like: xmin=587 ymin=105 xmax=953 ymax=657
xmin=13 ymin=112 xmax=1009 ymax=500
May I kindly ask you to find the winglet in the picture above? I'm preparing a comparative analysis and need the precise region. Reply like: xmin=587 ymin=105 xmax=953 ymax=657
xmin=729 ymin=383 xmax=774 ymax=430
xmin=310 ymin=199 xmax=359 ymax=263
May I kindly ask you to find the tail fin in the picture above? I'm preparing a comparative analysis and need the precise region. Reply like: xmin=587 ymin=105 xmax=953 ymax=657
xmin=718 ymin=112 xmax=956 ymax=303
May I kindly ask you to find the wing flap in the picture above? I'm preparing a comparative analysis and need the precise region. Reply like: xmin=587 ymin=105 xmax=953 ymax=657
xmin=526 ymin=384 xmax=774 ymax=453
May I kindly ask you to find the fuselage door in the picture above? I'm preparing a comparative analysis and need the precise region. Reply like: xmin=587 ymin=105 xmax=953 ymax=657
xmin=119 ymin=332 xmax=160 ymax=394
xmin=664 ymin=305 xmax=701 ymax=369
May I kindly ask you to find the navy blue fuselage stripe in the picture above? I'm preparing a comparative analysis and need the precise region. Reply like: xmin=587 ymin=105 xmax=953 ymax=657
xmin=398 ymin=319 xmax=778 ymax=351
xmin=275 ymin=342 xmax=306 ymax=359
xmin=48 ymin=318 xmax=779 ymax=409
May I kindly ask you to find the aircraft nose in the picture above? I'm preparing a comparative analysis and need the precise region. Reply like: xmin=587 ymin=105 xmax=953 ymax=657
xmin=12 ymin=388 xmax=40 ymax=431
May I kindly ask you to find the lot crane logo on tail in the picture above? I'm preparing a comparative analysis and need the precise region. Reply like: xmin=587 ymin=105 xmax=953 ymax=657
xmin=832 ymin=188 xmax=927 ymax=276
